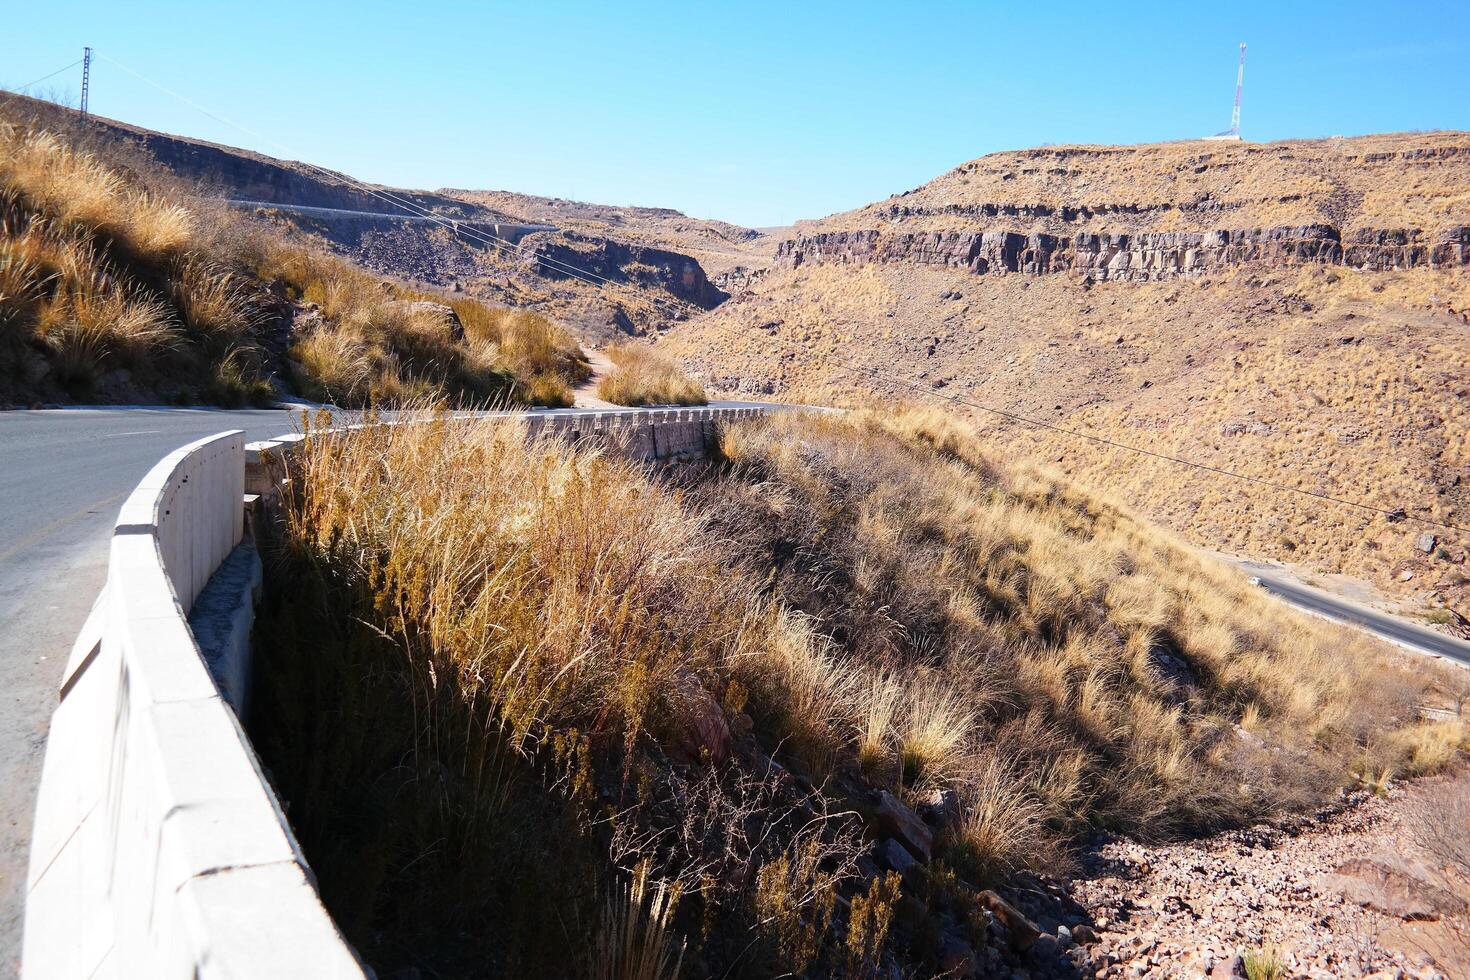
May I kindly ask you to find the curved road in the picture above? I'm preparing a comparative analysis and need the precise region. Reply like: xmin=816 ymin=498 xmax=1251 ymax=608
xmin=1236 ymin=562 xmax=1470 ymax=667
xmin=0 ymin=399 xmax=777 ymax=972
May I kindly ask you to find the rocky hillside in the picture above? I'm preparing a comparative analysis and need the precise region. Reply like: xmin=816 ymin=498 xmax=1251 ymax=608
xmin=0 ymin=93 xmax=736 ymax=342
xmin=660 ymin=134 xmax=1470 ymax=621
xmin=780 ymin=134 xmax=1470 ymax=280
xmin=445 ymin=188 xmax=780 ymax=278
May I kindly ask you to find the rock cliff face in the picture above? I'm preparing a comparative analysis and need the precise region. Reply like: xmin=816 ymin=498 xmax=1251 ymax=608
xmin=773 ymin=225 xmax=1470 ymax=281
xmin=525 ymin=232 xmax=729 ymax=309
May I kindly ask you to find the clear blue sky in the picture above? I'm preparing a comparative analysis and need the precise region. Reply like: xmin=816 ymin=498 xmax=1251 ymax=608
xmin=4 ymin=1 xmax=1467 ymax=227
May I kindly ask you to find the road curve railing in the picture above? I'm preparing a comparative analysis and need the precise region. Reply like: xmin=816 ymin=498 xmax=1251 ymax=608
xmin=23 ymin=405 xmax=784 ymax=978
xmin=22 ymin=430 xmax=363 ymax=979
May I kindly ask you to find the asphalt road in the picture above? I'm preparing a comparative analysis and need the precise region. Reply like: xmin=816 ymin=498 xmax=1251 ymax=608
xmin=1243 ymin=567 xmax=1470 ymax=667
xmin=0 ymin=398 xmax=783 ymax=971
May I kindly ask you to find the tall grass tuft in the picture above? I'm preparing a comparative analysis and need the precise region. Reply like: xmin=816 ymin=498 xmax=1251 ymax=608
xmin=598 ymin=344 xmax=708 ymax=406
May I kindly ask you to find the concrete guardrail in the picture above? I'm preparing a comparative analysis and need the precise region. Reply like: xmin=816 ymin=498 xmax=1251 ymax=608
xmin=22 ymin=430 xmax=362 ymax=979
xmin=23 ymin=406 xmax=780 ymax=977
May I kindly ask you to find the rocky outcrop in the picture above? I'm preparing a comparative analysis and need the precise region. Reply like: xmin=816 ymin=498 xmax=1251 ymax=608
xmin=774 ymin=224 xmax=1470 ymax=281
xmin=524 ymin=232 xmax=728 ymax=309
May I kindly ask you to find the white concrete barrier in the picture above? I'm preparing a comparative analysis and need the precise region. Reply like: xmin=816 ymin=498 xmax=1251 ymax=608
xmin=25 ymin=405 xmax=793 ymax=977
xmin=23 ymin=431 xmax=362 ymax=979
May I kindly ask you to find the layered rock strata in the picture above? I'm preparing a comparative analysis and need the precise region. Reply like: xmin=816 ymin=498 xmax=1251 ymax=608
xmin=774 ymin=225 xmax=1470 ymax=281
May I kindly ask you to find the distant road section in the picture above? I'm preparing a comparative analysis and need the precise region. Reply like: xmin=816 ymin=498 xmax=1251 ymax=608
xmin=224 ymin=198 xmax=557 ymax=238
xmin=1245 ymin=568 xmax=1470 ymax=667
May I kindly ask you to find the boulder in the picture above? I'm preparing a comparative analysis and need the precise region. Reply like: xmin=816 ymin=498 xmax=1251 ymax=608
xmin=1321 ymin=857 xmax=1464 ymax=921
xmin=876 ymin=838 xmax=918 ymax=876
xmin=1209 ymin=954 xmax=1245 ymax=978
xmin=1417 ymin=532 xmax=1439 ymax=555
xmin=918 ymin=787 xmax=962 ymax=830
xmin=872 ymin=790 xmax=933 ymax=862
xmin=976 ymin=890 xmax=1040 ymax=951
xmin=666 ymin=672 xmax=731 ymax=766
xmin=938 ymin=934 xmax=978 ymax=978
xmin=390 ymin=300 xmax=465 ymax=342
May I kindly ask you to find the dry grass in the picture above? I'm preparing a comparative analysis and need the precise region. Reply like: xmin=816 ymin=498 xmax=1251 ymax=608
xmin=0 ymin=110 xmax=588 ymax=408
xmin=252 ymin=246 xmax=586 ymax=407
xmin=250 ymin=404 xmax=1460 ymax=975
xmin=661 ymin=258 xmax=1470 ymax=614
xmin=709 ymin=407 xmax=1454 ymax=838
xmin=0 ymin=125 xmax=271 ymax=404
xmin=597 ymin=344 xmax=708 ymax=406
xmin=593 ymin=860 xmax=685 ymax=980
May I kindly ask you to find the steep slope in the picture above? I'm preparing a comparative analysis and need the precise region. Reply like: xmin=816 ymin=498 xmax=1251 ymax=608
xmin=660 ymin=135 xmax=1470 ymax=617
xmin=0 ymin=108 xmax=588 ymax=408
xmin=252 ymin=405 xmax=1463 ymax=977
xmin=0 ymin=92 xmax=736 ymax=342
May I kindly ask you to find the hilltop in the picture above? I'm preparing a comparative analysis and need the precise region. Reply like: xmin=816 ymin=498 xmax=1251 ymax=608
xmin=659 ymin=134 xmax=1470 ymax=621
xmin=810 ymin=133 xmax=1470 ymax=236
xmin=0 ymin=93 xmax=753 ymax=342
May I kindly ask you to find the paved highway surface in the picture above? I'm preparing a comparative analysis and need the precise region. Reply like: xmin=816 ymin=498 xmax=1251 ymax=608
xmin=0 ymin=399 xmax=774 ymax=972
xmin=1237 ymin=562 xmax=1470 ymax=667
xmin=0 ymin=407 xmax=295 ymax=972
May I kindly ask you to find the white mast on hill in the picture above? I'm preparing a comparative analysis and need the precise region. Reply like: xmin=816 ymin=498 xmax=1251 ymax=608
xmin=1205 ymin=43 xmax=1246 ymax=141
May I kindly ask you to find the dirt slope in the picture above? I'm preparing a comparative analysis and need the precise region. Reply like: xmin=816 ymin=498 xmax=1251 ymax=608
xmin=659 ymin=134 xmax=1470 ymax=617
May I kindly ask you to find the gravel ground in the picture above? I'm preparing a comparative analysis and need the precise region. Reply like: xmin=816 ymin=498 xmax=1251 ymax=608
xmin=1059 ymin=778 xmax=1470 ymax=979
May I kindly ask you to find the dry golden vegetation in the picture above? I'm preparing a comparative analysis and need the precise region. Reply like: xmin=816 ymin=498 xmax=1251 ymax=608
xmin=251 ymin=405 xmax=1462 ymax=977
xmin=0 ymin=111 xmax=587 ymax=408
xmin=660 ymin=260 xmax=1470 ymax=612
xmin=0 ymin=123 xmax=273 ymax=405
xmin=252 ymin=246 xmax=587 ymax=407
xmin=596 ymin=344 xmax=708 ymax=406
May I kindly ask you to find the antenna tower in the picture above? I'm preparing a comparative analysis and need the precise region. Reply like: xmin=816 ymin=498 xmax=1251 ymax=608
xmin=79 ymin=47 xmax=92 ymax=120
xmin=1204 ymin=42 xmax=1246 ymax=140
xmin=1229 ymin=42 xmax=1246 ymax=136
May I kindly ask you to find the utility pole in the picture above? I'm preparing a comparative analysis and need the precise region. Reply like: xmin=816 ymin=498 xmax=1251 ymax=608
xmin=1229 ymin=42 xmax=1246 ymax=137
xmin=79 ymin=45 xmax=91 ymax=121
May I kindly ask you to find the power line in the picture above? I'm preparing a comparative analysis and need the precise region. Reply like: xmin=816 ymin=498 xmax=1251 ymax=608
xmin=90 ymin=54 xmax=1466 ymax=536
xmin=9 ymin=59 xmax=82 ymax=93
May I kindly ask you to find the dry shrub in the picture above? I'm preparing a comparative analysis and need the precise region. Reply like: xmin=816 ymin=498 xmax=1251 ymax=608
xmin=844 ymin=872 xmax=901 ymax=978
xmin=753 ymin=833 xmax=842 ymax=974
xmin=598 ymin=344 xmax=708 ymax=406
